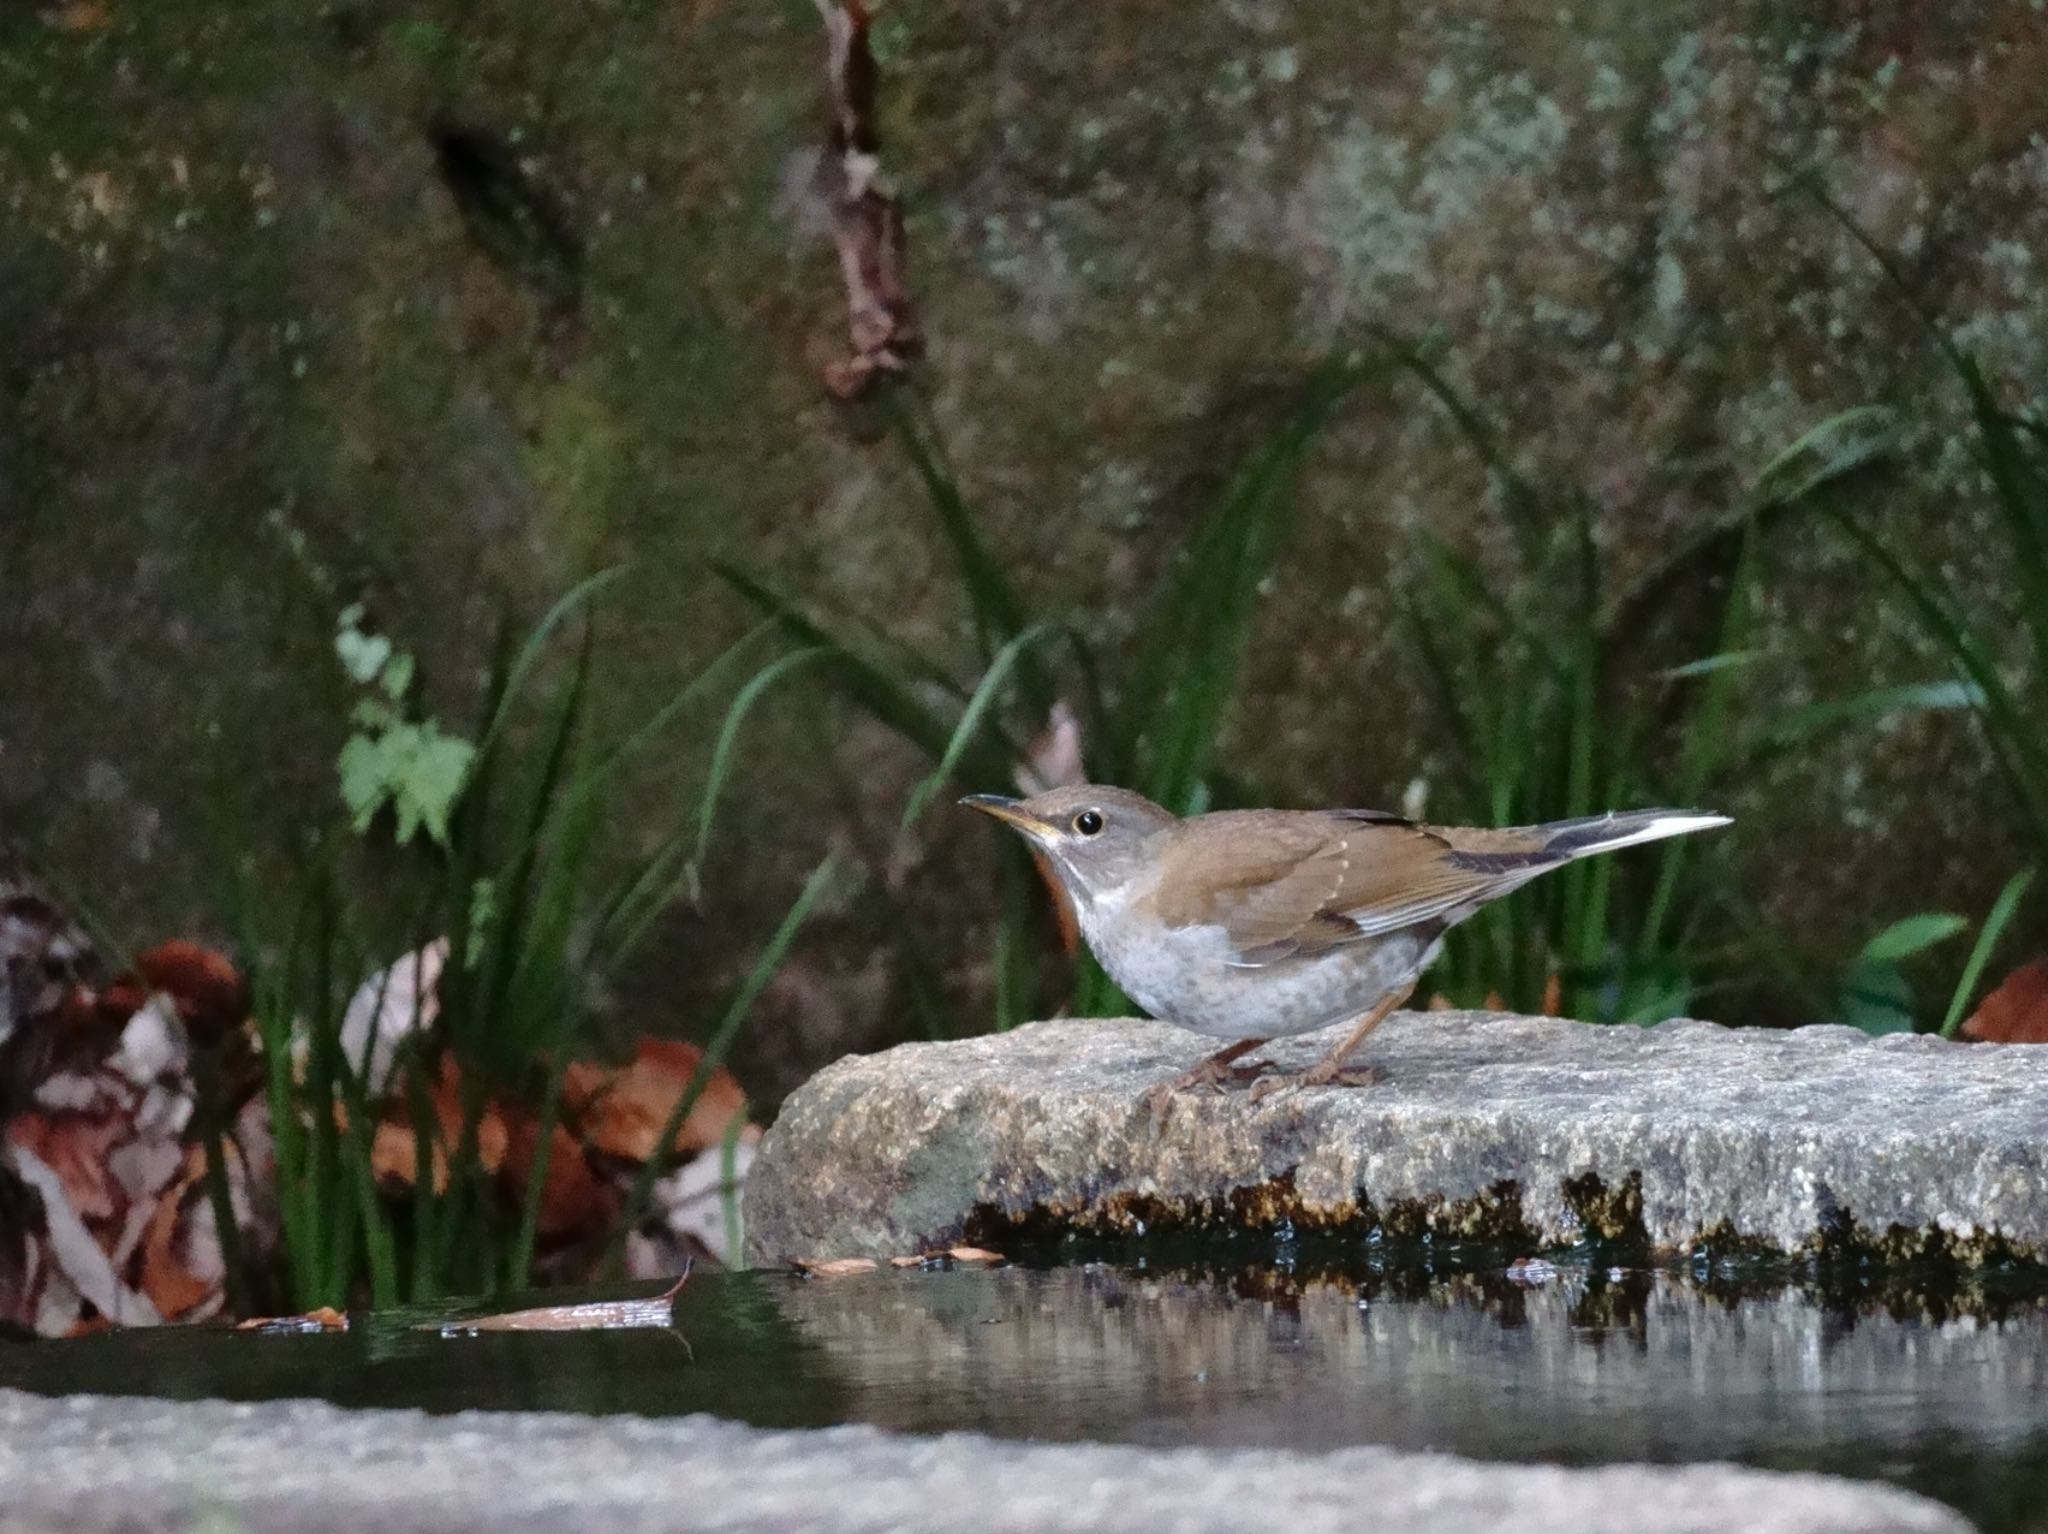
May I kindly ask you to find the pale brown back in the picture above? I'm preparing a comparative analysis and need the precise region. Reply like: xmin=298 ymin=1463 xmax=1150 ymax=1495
xmin=1148 ymin=809 xmax=1560 ymax=964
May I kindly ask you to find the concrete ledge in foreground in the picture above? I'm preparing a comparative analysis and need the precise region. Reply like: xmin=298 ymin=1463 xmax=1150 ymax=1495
xmin=0 ymin=1388 xmax=1972 ymax=1534
xmin=744 ymin=1012 xmax=2048 ymax=1265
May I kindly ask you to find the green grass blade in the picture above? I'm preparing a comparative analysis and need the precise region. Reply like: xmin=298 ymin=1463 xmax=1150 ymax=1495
xmin=473 ymin=566 xmax=626 ymax=759
xmin=608 ymin=854 xmax=840 ymax=1271
xmin=901 ymin=622 xmax=1061 ymax=827
xmin=691 ymin=647 xmax=829 ymax=875
xmin=1740 ymin=680 xmax=1983 ymax=764
xmin=504 ymin=1054 xmax=572 ymax=1288
xmin=714 ymin=564 xmax=961 ymax=761
xmin=1381 ymin=338 xmax=1547 ymax=562
xmin=893 ymin=399 xmax=1050 ymax=707
xmin=1940 ymin=868 xmax=2038 ymax=1039
xmin=1134 ymin=357 xmax=1368 ymax=811
xmin=1751 ymin=406 xmax=1906 ymax=509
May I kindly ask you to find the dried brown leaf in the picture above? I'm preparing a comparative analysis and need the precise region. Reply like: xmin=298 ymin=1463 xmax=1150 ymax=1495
xmin=943 ymin=1246 xmax=1003 ymax=1265
xmin=809 ymin=0 xmax=916 ymax=398
xmin=1015 ymin=701 xmax=1087 ymax=798
xmin=369 ymin=1059 xmax=510 ymax=1193
xmin=6 ymin=1108 xmax=125 ymax=1224
xmin=131 ymin=942 xmax=247 ymax=1046
xmin=563 ymin=1038 xmax=747 ymax=1163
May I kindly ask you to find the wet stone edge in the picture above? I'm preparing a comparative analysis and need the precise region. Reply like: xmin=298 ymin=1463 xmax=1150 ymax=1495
xmin=959 ymin=1165 xmax=2048 ymax=1319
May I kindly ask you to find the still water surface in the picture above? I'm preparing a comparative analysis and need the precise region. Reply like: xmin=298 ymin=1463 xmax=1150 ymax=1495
xmin=4 ymin=1252 xmax=2045 ymax=1532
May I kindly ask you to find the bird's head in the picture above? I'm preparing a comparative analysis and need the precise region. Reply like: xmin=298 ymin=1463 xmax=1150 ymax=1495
xmin=959 ymin=784 xmax=1176 ymax=903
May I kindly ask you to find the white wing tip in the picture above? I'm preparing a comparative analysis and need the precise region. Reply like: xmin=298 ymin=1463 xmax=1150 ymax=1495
xmin=1647 ymin=812 xmax=1733 ymax=836
xmin=1579 ymin=812 xmax=1732 ymax=855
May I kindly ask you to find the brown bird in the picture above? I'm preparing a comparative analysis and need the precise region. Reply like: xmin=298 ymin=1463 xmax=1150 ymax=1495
xmin=962 ymin=786 xmax=1729 ymax=1107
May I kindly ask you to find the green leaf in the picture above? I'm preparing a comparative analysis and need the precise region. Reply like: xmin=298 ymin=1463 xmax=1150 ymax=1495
xmin=1839 ymin=957 xmax=1918 ymax=1036
xmin=336 ymin=626 xmax=393 ymax=686
xmin=337 ymin=735 xmax=393 ymax=830
xmin=380 ymin=652 xmax=416 ymax=701
xmin=401 ymin=726 xmax=476 ymax=847
xmin=1860 ymin=912 xmax=1967 ymax=964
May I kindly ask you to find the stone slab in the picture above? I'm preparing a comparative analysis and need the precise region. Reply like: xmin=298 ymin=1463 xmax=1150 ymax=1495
xmin=744 ymin=1012 xmax=2048 ymax=1264
xmin=0 ymin=1388 xmax=1970 ymax=1534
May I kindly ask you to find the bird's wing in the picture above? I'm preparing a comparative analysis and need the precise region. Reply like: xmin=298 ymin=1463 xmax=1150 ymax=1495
xmin=1151 ymin=811 xmax=1558 ymax=966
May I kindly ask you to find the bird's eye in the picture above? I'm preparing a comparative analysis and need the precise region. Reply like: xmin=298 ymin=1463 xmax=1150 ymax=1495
xmin=1073 ymin=809 xmax=1104 ymax=836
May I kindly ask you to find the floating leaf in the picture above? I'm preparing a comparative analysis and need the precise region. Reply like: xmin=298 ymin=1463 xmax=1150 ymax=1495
xmin=237 ymin=1307 xmax=348 ymax=1334
xmin=425 ymin=1271 xmax=687 ymax=1334
xmin=793 ymin=1256 xmax=879 ymax=1278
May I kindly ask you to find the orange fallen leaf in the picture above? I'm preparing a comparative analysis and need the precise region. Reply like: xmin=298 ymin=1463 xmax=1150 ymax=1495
xmin=131 ymin=941 xmax=247 ymax=1045
xmin=137 ymin=1159 xmax=215 ymax=1321
xmin=369 ymin=1058 xmax=509 ymax=1192
xmin=500 ymin=1114 xmax=617 ymax=1244
xmin=237 ymin=1307 xmax=348 ymax=1333
xmin=1540 ymin=973 xmax=1563 ymax=1018
xmin=793 ymin=1257 xmax=879 ymax=1278
xmin=1962 ymin=958 xmax=2048 ymax=1043
xmin=563 ymin=1039 xmax=746 ymax=1162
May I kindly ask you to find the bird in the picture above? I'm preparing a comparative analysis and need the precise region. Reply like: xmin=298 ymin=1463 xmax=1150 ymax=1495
xmin=961 ymin=785 xmax=1730 ymax=1108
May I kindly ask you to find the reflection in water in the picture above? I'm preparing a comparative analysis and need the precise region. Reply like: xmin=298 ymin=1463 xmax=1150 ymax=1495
xmin=4 ymin=1259 xmax=2047 ymax=1532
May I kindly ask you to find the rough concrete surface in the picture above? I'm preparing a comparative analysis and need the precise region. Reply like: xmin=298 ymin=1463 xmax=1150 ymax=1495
xmin=745 ymin=1011 xmax=2048 ymax=1264
xmin=0 ymin=1387 xmax=1972 ymax=1534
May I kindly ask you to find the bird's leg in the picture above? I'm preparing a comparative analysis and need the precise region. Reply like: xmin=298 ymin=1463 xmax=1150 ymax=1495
xmin=1249 ymin=982 xmax=1416 ymax=1103
xmin=1145 ymin=1037 xmax=1270 ymax=1117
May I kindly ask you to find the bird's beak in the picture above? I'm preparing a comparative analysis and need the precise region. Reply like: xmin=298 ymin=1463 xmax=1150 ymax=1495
xmin=959 ymin=794 xmax=1053 ymax=838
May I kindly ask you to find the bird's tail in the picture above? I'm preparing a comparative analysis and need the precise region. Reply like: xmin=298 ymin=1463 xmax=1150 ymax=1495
xmin=1536 ymin=809 xmax=1732 ymax=860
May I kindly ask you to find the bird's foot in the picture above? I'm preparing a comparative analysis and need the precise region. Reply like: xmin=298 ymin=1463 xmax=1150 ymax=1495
xmin=1144 ymin=1051 xmax=1274 ymax=1118
xmin=1246 ymin=1063 xmax=1385 ymax=1104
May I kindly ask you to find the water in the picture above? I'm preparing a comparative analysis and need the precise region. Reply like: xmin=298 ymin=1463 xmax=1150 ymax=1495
xmin=4 ymin=1253 xmax=2046 ymax=1532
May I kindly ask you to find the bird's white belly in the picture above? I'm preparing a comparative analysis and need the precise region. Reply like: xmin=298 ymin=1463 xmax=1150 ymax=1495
xmin=1084 ymin=913 xmax=1436 ymax=1041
